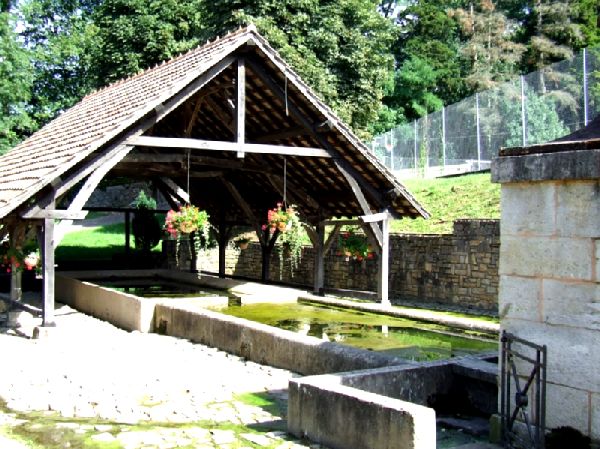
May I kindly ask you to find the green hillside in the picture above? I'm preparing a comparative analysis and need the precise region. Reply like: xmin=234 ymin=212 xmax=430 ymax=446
xmin=392 ymin=173 xmax=500 ymax=234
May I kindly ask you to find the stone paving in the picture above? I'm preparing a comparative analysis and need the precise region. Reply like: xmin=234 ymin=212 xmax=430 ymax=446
xmin=0 ymin=299 xmax=325 ymax=449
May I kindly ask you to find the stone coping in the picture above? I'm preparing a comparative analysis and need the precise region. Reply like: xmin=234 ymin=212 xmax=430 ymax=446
xmin=491 ymin=148 xmax=600 ymax=183
xmin=299 ymin=295 xmax=499 ymax=335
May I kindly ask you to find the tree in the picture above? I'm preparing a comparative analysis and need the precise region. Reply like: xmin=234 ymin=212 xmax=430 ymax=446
xmin=200 ymin=0 xmax=396 ymax=138
xmin=384 ymin=0 xmax=468 ymax=122
xmin=450 ymin=0 xmax=525 ymax=91
xmin=0 ymin=12 xmax=34 ymax=154
xmin=87 ymin=0 xmax=206 ymax=88
xmin=18 ymin=0 xmax=99 ymax=126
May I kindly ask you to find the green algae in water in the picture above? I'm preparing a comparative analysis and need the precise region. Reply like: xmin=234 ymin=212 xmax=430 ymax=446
xmin=219 ymin=303 xmax=497 ymax=361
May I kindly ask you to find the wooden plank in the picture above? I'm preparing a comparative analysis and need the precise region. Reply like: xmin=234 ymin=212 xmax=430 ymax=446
xmin=236 ymin=58 xmax=246 ymax=158
xmin=335 ymin=162 xmax=383 ymax=247
xmin=159 ymin=177 xmax=190 ymax=204
xmin=377 ymin=211 xmax=390 ymax=305
xmin=126 ymin=135 xmax=331 ymax=158
xmin=41 ymin=214 xmax=55 ymax=326
xmin=323 ymin=223 xmax=342 ymax=255
xmin=313 ymin=222 xmax=325 ymax=295
xmin=185 ymin=96 xmax=204 ymax=137
xmin=26 ymin=210 xmax=88 ymax=220
xmin=204 ymin=96 xmax=234 ymax=132
xmin=360 ymin=212 xmax=389 ymax=223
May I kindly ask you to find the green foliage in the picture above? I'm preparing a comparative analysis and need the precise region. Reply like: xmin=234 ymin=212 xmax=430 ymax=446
xmin=87 ymin=0 xmax=205 ymax=87
xmin=201 ymin=0 xmax=397 ymax=138
xmin=132 ymin=191 xmax=161 ymax=254
xmin=502 ymin=92 xmax=570 ymax=147
xmin=392 ymin=173 xmax=500 ymax=234
xmin=19 ymin=0 xmax=98 ymax=127
xmin=0 ymin=12 xmax=34 ymax=154
xmin=383 ymin=0 xmax=468 ymax=123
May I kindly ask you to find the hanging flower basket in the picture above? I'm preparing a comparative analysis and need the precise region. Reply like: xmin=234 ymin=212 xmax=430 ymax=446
xmin=164 ymin=205 xmax=209 ymax=239
xmin=265 ymin=203 xmax=298 ymax=234
xmin=263 ymin=203 xmax=304 ymax=274
xmin=338 ymin=228 xmax=375 ymax=262
xmin=0 ymin=242 xmax=39 ymax=273
xmin=234 ymin=237 xmax=250 ymax=250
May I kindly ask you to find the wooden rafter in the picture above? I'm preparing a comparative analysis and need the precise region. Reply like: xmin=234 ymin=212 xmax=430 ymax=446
xmin=220 ymin=177 xmax=265 ymax=245
xmin=126 ymin=135 xmax=331 ymax=158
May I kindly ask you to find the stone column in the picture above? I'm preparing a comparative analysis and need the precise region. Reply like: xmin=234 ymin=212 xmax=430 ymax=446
xmin=492 ymin=145 xmax=600 ymax=442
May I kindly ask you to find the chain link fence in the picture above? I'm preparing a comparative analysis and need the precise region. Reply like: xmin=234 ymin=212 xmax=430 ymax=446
xmin=371 ymin=46 xmax=600 ymax=178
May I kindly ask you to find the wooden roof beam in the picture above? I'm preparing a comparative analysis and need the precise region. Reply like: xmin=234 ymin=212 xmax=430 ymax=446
xmin=126 ymin=135 xmax=331 ymax=158
xmin=245 ymin=57 xmax=387 ymax=211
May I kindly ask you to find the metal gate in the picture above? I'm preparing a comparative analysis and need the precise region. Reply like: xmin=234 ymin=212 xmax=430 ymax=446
xmin=500 ymin=330 xmax=547 ymax=449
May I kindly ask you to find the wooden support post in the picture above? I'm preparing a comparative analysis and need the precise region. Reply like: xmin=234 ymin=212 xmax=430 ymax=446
xmin=313 ymin=222 xmax=325 ymax=295
xmin=9 ymin=225 xmax=23 ymax=302
xmin=261 ymin=228 xmax=280 ymax=282
xmin=189 ymin=231 xmax=197 ymax=272
xmin=217 ymin=212 xmax=227 ymax=278
xmin=236 ymin=58 xmax=246 ymax=158
xmin=377 ymin=211 xmax=390 ymax=306
xmin=41 ymin=217 xmax=56 ymax=326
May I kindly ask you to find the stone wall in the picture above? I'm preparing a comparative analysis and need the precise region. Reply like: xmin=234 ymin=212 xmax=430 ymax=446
xmin=168 ymin=219 xmax=500 ymax=312
xmin=84 ymin=182 xmax=169 ymax=209
xmin=492 ymin=147 xmax=600 ymax=442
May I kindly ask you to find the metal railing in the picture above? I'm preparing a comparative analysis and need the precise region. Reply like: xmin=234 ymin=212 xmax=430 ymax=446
xmin=500 ymin=331 xmax=547 ymax=449
xmin=371 ymin=46 xmax=600 ymax=178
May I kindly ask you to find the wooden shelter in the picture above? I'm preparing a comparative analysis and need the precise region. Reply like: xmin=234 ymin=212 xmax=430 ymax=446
xmin=0 ymin=26 xmax=428 ymax=326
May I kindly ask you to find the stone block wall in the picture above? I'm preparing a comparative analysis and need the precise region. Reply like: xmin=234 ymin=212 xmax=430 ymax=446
xmin=168 ymin=219 xmax=500 ymax=312
xmin=492 ymin=147 xmax=600 ymax=442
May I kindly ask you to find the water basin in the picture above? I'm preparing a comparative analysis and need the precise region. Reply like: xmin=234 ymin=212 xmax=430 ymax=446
xmin=97 ymin=277 xmax=228 ymax=298
xmin=217 ymin=302 xmax=497 ymax=361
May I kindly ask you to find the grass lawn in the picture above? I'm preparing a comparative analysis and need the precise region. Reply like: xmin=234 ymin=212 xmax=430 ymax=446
xmin=56 ymin=222 xmax=132 ymax=261
xmin=392 ymin=172 xmax=500 ymax=234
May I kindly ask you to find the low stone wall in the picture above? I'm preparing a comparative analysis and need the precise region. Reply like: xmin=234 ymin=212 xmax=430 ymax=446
xmin=288 ymin=356 xmax=497 ymax=449
xmin=154 ymin=303 xmax=410 ymax=375
xmin=175 ymin=219 xmax=500 ymax=312
xmin=56 ymin=274 xmax=155 ymax=332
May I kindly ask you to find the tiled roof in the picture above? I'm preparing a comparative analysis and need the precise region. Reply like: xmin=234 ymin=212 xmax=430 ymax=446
xmin=0 ymin=28 xmax=254 ymax=219
xmin=0 ymin=26 xmax=428 ymax=221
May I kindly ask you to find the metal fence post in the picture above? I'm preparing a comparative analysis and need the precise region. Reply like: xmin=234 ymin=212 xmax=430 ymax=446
xmin=442 ymin=106 xmax=446 ymax=170
xmin=413 ymin=120 xmax=418 ymax=176
xmin=475 ymin=93 xmax=481 ymax=170
xmin=583 ymin=48 xmax=589 ymax=126
xmin=521 ymin=75 xmax=527 ymax=147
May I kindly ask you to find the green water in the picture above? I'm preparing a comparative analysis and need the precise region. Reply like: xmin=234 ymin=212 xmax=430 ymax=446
xmin=219 ymin=302 xmax=497 ymax=361
xmin=97 ymin=278 xmax=224 ymax=298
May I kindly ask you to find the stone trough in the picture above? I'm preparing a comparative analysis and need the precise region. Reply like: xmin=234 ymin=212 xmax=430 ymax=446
xmin=55 ymin=270 xmax=499 ymax=449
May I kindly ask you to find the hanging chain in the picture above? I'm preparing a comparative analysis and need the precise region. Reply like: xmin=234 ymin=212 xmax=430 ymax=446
xmin=283 ymin=156 xmax=287 ymax=207
xmin=186 ymin=149 xmax=191 ymax=205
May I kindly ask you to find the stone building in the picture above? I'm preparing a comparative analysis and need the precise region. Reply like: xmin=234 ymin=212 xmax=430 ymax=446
xmin=492 ymin=116 xmax=600 ymax=443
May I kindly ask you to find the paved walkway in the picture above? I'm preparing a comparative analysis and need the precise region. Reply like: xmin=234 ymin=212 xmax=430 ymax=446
xmin=0 ymin=299 xmax=323 ymax=449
